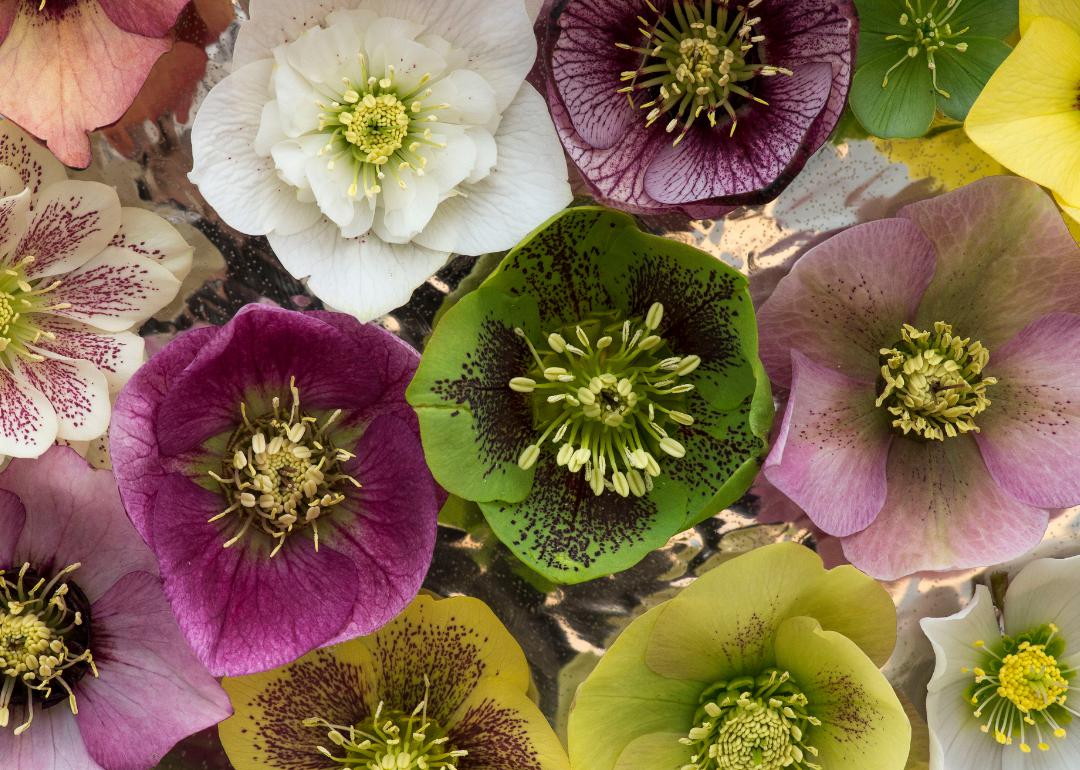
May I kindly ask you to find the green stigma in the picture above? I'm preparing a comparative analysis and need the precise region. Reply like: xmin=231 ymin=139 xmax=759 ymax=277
xmin=509 ymin=302 xmax=700 ymax=498
xmin=209 ymin=378 xmax=361 ymax=557
xmin=680 ymin=669 xmax=822 ymax=770
xmin=0 ymin=255 xmax=70 ymax=369
xmin=616 ymin=0 xmax=792 ymax=145
xmin=875 ymin=321 xmax=996 ymax=441
xmin=964 ymin=624 xmax=1076 ymax=755
xmin=881 ymin=0 xmax=971 ymax=98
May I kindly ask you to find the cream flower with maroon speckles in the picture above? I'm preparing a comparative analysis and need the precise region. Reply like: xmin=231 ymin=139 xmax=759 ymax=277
xmin=0 ymin=120 xmax=192 ymax=460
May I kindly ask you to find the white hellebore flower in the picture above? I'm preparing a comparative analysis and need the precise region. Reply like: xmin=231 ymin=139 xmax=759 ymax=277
xmin=190 ymin=0 xmax=572 ymax=321
xmin=0 ymin=121 xmax=192 ymax=459
xmin=922 ymin=556 xmax=1080 ymax=769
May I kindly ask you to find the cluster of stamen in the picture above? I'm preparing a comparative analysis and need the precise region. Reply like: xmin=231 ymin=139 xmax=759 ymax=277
xmin=209 ymin=378 xmax=360 ymax=557
xmin=680 ymin=669 xmax=822 ymax=770
xmin=1 ymin=563 xmax=96 ymax=736
xmin=964 ymin=624 xmax=1078 ymax=753
xmin=510 ymin=302 xmax=700 ymax=498
xmin=876 ymin=321 xmax=996 ymax=441
xmin=317 ymin=55 xmax=448 ymax=200
xmin=0 ymin=255 xmax=70 ymax=369
xmin=304 ymin=679 xmax=467 ymax=770
xmin=881 ymin=0 xmax=970 ymax=98
xmin=617 ymin=0 xmax=791 ymax=145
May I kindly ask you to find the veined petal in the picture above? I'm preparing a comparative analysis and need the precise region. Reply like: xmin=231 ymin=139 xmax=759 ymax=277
xmin=108 ymin=207 xmax=195 ymax=281
xmin=0 ymin=366 xmax=57 ymax=458
xmin=1020 ymin=0 xmax=1080 ymax=36
xmin=613 ymin=732 xmax=689 ymax=770
xmin=17 ymin=181 xmax=122 ymax=280
xmin=0 ymin=488 xmax=24 ymax=567
xmin=0 ymin=705 xmax=100 ymax=770
xmin=12 ymin=355 xmax=110 ymax=442
xmin=96 ymin=0 xmax=188 ymax=37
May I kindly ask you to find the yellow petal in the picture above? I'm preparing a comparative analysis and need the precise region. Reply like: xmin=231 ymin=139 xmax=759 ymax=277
xmin=965 ymin=18 xmax=1080 ymax=205
xmin=872 ymin=124 xmax=1008 ymax=191
xmin=1020 ymin=0 xmax=1080 ymax=34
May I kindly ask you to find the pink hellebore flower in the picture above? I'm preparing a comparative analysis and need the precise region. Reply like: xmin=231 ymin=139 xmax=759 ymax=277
xmin=758 ymin=176 xmax=1080 ymax=580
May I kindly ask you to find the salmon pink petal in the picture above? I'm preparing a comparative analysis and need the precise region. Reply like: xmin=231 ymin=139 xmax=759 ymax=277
xmin=97 ymin=0 xmax=189 ymax=38
xmin=0 ymin=706 xmax=98 ymax=770
xmin=12 ymin=355 xmax=110 ymax=442
xmin=0 ymin=367 xmax=57 ymax=458
xmin=33 ymin=317 xmax=145 ymax=392
xmin=976 ymin=313 xmax=1080 ymax=509
xmin=0 ymin=4 xmax=173 ymax=168
xmin=841 ymin=437 xmax=1048 ymax=580
xmin=77 ymin=571 xmax=232 ymax=769
xmin=764 ymin=351 xmax=892 ymax=537
xmin=16 ymin=181 xmax=122 ymax=279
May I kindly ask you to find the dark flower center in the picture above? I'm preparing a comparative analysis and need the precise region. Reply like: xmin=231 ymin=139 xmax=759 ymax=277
xmin=0 ymin=563 xmax=95 ymax=736
xmin=616 ymin=0 xmax=792 ymax=145
xmin=209 ymin=378 xmax=360 ymax=557
xmin=880 ymin=0 xmax=971 ymax=98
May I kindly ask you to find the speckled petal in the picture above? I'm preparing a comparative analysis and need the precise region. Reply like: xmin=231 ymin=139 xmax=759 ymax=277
xmin=12 ymin=354 xmax=110 ymax=442
xmin=0 ymin=366 xmax=57 ymax=458
xmin=16 ymin=181 xmax=122 ymax=280
xmin=0 ymin=186 xmax=30 ymax=260
xmin=33 ymin=316 xmax=145 ymax=393
xmin=107 ymin=206 xmax=195 ymax=281
xmin=0 ymin=120 xmax=67 ymax=201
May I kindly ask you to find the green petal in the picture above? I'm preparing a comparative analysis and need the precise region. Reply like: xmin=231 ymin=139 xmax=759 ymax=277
xmin=949 ymin=0 xmax=1019 ymax=39
xmin=934 ymin=38 xmax=1014 ymax=122
xmin=852 ymin=0 xmax=908 ymax=36
xmin=851 ymin=52 xmax=937 ymax=138
xmin=613 ymin=732 xmax=692 ymax=770
xmin=569 ymin=605 xmax=702 ymax=770
xmin=407 ymin=286 xmax=539 ymax=504
xmin=774 ymin=616 xmax=911 ymax=770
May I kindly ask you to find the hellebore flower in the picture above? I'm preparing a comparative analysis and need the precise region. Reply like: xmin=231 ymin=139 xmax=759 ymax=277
xmin=538 ymin=0 xmax=857 ymax=217
xmin=921 ymin=555 xmax=1080 ymax=766
xmin=109 ymin=304 xmax=441 ymax=676
xmin=965 ymin=0 xmax=1080 ymax=226
xmin=0 ymin=446 xmax=230 ymax=769
xmin=568 ymin=542 xmax=911 ymax=770
xmin=406 ymin=207 xmax=772 ymax=583
xmin=0 ymin=0 xmax=190 ymax=168
xmin=849 ymin=0 xmax=1016 ymax=138
xmin=218 ymin=593 xmax=570 ymax=770
xmin=0 ymin=120 xmax=192 ymax=461
xmin=757 ymin=176 xmax=1080 ymax=580
xmin=190 ymin=0 xmax=572 ymax=321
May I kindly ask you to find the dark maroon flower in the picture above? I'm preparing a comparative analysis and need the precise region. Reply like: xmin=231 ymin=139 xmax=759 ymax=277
xmin=539 ymin=0 xmax=857 ymax=216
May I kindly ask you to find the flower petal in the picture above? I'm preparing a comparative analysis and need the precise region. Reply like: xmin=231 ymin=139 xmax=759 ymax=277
xmin=850 ymin=53 xmax=936 ymax=139
xmin=190 ymin=59 xmax=322 ymax=238
xmin=33 ymin=317 xmax=145 ymax=392
xmin=0 ymin=186 xmax=30 ymax=261
xmin=108 ymin=207 xmax=195 ymax=281
xmin=1020 ymin=0 xmax=1080 ymax=33
xmin=764 ymin=350 xmax=892 ymax=537
xmin=96 ymin=0 xmax=188 ymax=37
xmin=973 ymin=314 xmax=1080 ymax=509
xmin=77 ymin=571 xmax=232 ymax=770
xmin=0 ymin=705 xmax=100 ymax=770
xmin=0 ymin=119 xmax=67 ymax=200
xmin=0 ymin=488 xmax=25 ymax=566
xmin=903 ymin=176 xmax=1080 ymax=350
xmin=1002 ymin=556 xmax=1080 ymax=649
xmin=233 ymin=0 xmax=346 ymax=68
xmin=17 ymin=181 xmax=122 ymax=280
xmin=841 ymin=437 xmax=1048 ymax=580
xmin=933 ymin=38 xmax=1013 ymax=123
xmin=0 ymin=366 xmax=57 ymax=458
xmin=12 ymin=355 xmax=110 ymax=442
xmin=757 ymin=217 xmax=936 ymax=388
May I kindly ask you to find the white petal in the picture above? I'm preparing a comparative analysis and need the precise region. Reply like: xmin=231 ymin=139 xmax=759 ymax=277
xmin=1003 ymin=556 xmax=1080 ymax=646
xmin=190 ymin=60 xmax=322 ymax=238
xmin=341 ymin=197 xmax=376 ymax=239
xmin=255 ymin=99 xmax=286 ymax=156
xmin=0 ymin=120 xmax=67 ymax=203
xmin=363 ymin=21 xmax=449 ymax=94
xmin=921 ymin=586 xmax=1002 ymax=694
xmin=34 ymin=316 xmax=145 ymax=392
xmin=18 ymin=180 xmax=122 ymax=280
xmin=465 ymin=126 xmax=497 ymax=184
xmin=233 ymin=0 xmax=354 ymax=68
xmin=48 ymin=252 xmax=182 ymax=333
xmin=426 ymin=69 xmax=499 ymax=126
xmin=267 ymin=217 xmax=449 ymax=320
xmin=305 ymin=152 xmax=360 ymax=228
xmin=14 ymin=355 xmax=110 ymax=442
xmin=0 ymin=366 xmax=58 ymax=458
xmin=109 ymin=207 xmax=194 ymax=281
xmin=270 ymin=61 xmax=325 ymax=140
xmin=424 ymin=126 xmax=477 ymax=193
xmin=374 ymin=172 xmax=440 ymax=243
xmin=926 ymin=677 xmax=1005 ymax=770
xmin=0 ymin=185 xmax=30 ymax=263
xmin=0 ymin=165 xmax=25 ymax=197
xmin=1002 ymin=735 xmax=1080 ymax=770
xmin=412 ymin=85 xmax=571 ymax=255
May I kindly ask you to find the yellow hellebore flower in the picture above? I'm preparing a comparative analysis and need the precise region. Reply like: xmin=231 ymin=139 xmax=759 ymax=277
xmin=965 ymin=0 xmax=1080 ymax=225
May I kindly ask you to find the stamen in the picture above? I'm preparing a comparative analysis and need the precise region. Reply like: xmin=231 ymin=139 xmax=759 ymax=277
xmin=880 ymin=0 xmax=971 ymax=97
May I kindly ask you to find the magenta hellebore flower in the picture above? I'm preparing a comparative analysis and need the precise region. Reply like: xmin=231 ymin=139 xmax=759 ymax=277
xmin=758 ymin=176 xmax=1080 ymax=580
xmin=0 ymin=447 xmax=230 ymax=769
xmin=109 ymin=305 xmax=441 ymax=676
xmin=539 ymin=0 xmax=857 ymax=217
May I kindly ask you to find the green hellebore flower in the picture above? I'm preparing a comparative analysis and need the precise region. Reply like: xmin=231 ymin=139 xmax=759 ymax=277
xmin=406 ymin=207 xmax=773 ymax=584
xmin=849 ymin=0 xmax=1017 ymax=138
xmin=568 ymin=542 xmax=912 ymax=770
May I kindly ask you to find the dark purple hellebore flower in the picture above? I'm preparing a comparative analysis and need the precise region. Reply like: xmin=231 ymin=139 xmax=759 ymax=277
xmin=109 ymin=304 xmax=441 ymax=677
xmin=539 ymin=0 xmax=857 ymax=217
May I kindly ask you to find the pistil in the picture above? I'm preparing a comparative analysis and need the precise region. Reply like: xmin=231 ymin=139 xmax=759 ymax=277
xmin=881 ymin=0 xmax=971 ymax=98
xmin=509 ymin=302 xmax=700 ymax=498
xmin=0 ymin=255 xmax=70 ymax=369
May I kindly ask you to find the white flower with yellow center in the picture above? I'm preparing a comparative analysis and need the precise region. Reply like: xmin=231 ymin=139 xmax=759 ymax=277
xmin=190 ymin=0 xmax=572 ymax=321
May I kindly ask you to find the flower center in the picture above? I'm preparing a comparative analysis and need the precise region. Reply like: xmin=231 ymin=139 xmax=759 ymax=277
xmin=0 ymin=255 xmax=68 ymax=369
xmin=509 ymin=302 xmax=700 ymax=498
xmin=680 ymin=669 xmax=822 ymax=770
xmin=317 ymin=56 xmax=447 ymax=200
xmin=880 ymin=0 xmax=970 ymax=98
xmin=305 ymin=692 xmax=467 ymax=769
xmin=875 ymin=321 xmax=996 ymax=441
xmin=209 ymin=378 xmax=360 ymax=557
xmin=965 ymin=624 xmax=1076 ymax=753
xmin=0 ymin=563 xmax=96 ymax=736
xmin=617 ymin=0 xmax=792 ymax=145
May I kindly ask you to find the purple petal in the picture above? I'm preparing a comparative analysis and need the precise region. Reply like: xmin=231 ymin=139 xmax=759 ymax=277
xmin=757 ymin=217 xmax=937 ymax=389
xmin=111 ymin=325 xmax=219 ymax=546
xmin=0 ymin=488 xmax=25 ymax=567
xmin=841 ymin=437 xmax=1048 ymax=580
xmin=78 ymin=571 xmax=231 ymax=770
xmin=0 ymin=705 xmax=100 ymax=770
xmin=321 ymin=411 xmax=439 ymax=645
xmin=3 ymin=447 xmax=158 ymax=600
xmin=763 ymin=351 xmax=892 ymax=536
xmin=976 ymin=313 xmax=1080 ymax=509
xmin=149 ymin=473 xmax=360 ymax=676
xmin=903 ymin=176 xmax=1080 ymax=349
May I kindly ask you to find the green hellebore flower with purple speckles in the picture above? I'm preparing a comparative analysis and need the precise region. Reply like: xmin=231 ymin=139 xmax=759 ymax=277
xmin=406 ymin=207 xmax=773 ymax=584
